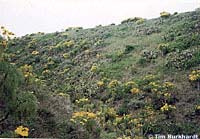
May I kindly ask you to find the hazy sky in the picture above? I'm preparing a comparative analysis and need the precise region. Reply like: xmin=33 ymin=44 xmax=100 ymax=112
xmin=0 ymin=0 xmax=199 ymax=36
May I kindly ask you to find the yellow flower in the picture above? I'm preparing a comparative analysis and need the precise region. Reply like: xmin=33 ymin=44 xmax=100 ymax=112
xmin=15 ymin=126 xmax=29 ymax=137
xmin=143 ymin=74 xmax=156 ymax=80
xmin=160 ymin=103 xmax=176 ymax=112
xmin=151 ymin=88 xmax=158 ymax=92
xmin=72 ymin=111 xmax=96 ymax=119
xmin=70 ymin=118 xmax=76 ymax=123
xmin=137 ymin=124 xmax=143 ymax=128
xmin=189 ymin=70 xmax=200 ymax=81
xmin=132 ymin=118 xmax=140 ymax=124
xmin=80 ymin=121 xmax=85 ymax=125
xmin=31 ymin=50 xmax=39 ymax=55
xmin=196 ymin=105 xmax=200 ymax=110
xmin=164 ymin=82 xmax=175 ymax=88
xmin=149 ymin=82 xmax=159 ymax=87
xmin=90 ymin=65 xmax=97 ymax=72
xmin=96 ymin=54 xmax=101 ymax=58
xmin=75 ymin=98 xmax=89 ymax=104
xmin=62 ymin=53 xmax=69 ymax=58
xmin=130 ymin=88 xmax=140 ymax=94
xmin=192 ymin=70 xmax=196 ymax=74
xmin=42 ymin=69 xmax=50 ymax=75
xmin=58 ymin=92 xmax=69 ymax=97
xmin=125 ymin=81 xmax=135 ymax=86
xmin=160 ymin=11 xmax=170 ymax=17
xmin=115 ymin=116 xmax=123 ymax=123
xmin=63 ymin=40 xmax=75 ymax=47
xmin=87 ymin=112 xmax=96 ymax=118
xmin=164 ymin=93 xmax=171 ymax=98
xmin=97 ymin=81 xmax=104 ymax=87
xmin=108 ymin=80 xmax=119 ymax=88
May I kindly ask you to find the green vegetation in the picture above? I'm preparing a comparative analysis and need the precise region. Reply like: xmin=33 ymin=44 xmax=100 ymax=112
xmin=0 ymin=9 xmax=200 ymax=138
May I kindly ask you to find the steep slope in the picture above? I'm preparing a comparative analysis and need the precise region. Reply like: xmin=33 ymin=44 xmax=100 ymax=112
xmin=1 ymin=9 xmax=200 ymax=138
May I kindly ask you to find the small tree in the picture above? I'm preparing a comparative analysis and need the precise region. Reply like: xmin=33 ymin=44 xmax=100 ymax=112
xmin=0 ymin=26 xmax=37 ymax=125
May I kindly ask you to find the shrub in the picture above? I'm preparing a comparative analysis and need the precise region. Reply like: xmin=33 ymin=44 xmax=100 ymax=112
xmin=158 ymin=43 xmax=170 ymax=56
xmin=121 ymin=17 xmax=144 ymax=24
xmin=0 ymin=62 xmax=23 ymax=115
xmin=90 ymin=64 xmax=98 ymax=72
xmin=173 ymin=12 xmax=178 ymax=15
xmin=124 ymin=45 xmax=138 ymax=54
xmin=166 ymin=49 xmax=198 ymax=70
xmin=15 ymin=126 xmax=29 ymax=137
xmin=189 ymin=69 xmax=200 ymax=90
xmin=160 ymin=103 xmax=176 ymax=113
xmin=45 ymin=94 xmax=72 ymax=121
xmin=71 ymin=111 xmax=100 ymax=137
xmin=137 ymin=57 xmax=148 ymax=66
xmin=136 ymin=18 xmax=145 ymax=25
xmin=97 ymin=81 xmax=104 ymax=87
xmin=108 ymin=80 xmax=120 ymax=88
xmin=195 ymin=105 xmax=200 ymax=115
xmin=100 ymin=132 xmax=117 ymax=139
xmin=160 ymin=11 xmax=171 ymax=18
xmin=15 ymin=91 xmax=37 ymax=120
xmin=140 ymin=49 xmax=158 ymax=62
xmin=167 ymin=33 xmax=200 ymax=52
xmin=130 ymin=88 xmax=140 ymax=94
xmin=19 ymin=64 xmax=34 ymax=84
xmin=31 ymin=50 xmax=39 ymax=55
xmin=62 ymin=53 xmax=69 ymax=59
xmin=63 ymin=40 xmax=75 ymax=47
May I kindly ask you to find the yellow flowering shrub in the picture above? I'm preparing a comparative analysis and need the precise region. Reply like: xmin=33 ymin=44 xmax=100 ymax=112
xmin=160 ymin=103 xmax=176 ymax=112
xmin=72 ymin=111 xmax=96 ymax=119
xmin=62 ymin=53 xmax=69 ymax=59
xmin=58 ymin=92 xmax=69 ymax=98
xmin=147 ymin=81 xmax=175 ymax=94
xmin=75 ymin=98 xmax=89 ymax=105
xmin=63 ymin=40 xmax=75 ymax=47
xmin=164 ymin=93 xmax=171 ymax=98
xmin=96 ymin=54 xmax=101 ymax=58
xmin=125 ymin=81 xmax=135 ymax=87
xmin=143 ymin=74 xmax=157 ymax=82
xmin=158 ymin=43 xmax=170 ymax=55
xmin=160 ymin=11 xmax=171 ymax=18
xmin=136 ymin=18 xmax=145 ymax=24
xmin=0 ymin=26 xmax=15 ymax=40
xmin=31 ymin=50 xmax=39 ymax=55
xmin=108 ymin=80 xmax=119 ymax=88
xmin=163 ymin=82 xmax=175 ymax=89
xmin=148 ymin=81 xmax=162 ymax=93
xmin=105 ymin=107 xmax=117 ymax=118
xmin=20 ymin=64 xmax=33 ymax=79
xmin=196 ymin=105 xmax=200 ymax=110
xmin=149 ymin=82 xmax=160 ymax=88
xmin=130 ymin=88 xmax=140 ymax=94
xmin=42 ymin=69 xmax=50 ymax=75
xmin=189 ymin=70 xmax=200 ymax=81
xmin=0 ymin=40 xmax=7 ymax=48
xmin=90 ymin=64 xmax=97 ymax=72
xmin=97 ymin=81 xmax=104 ymax=87
xmin=15 ymin=126 xmax=29 ymax=137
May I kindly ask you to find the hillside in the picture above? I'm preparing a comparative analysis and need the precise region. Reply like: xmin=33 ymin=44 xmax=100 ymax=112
xmin=0 ymin=9 xmax=200 ymax=138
